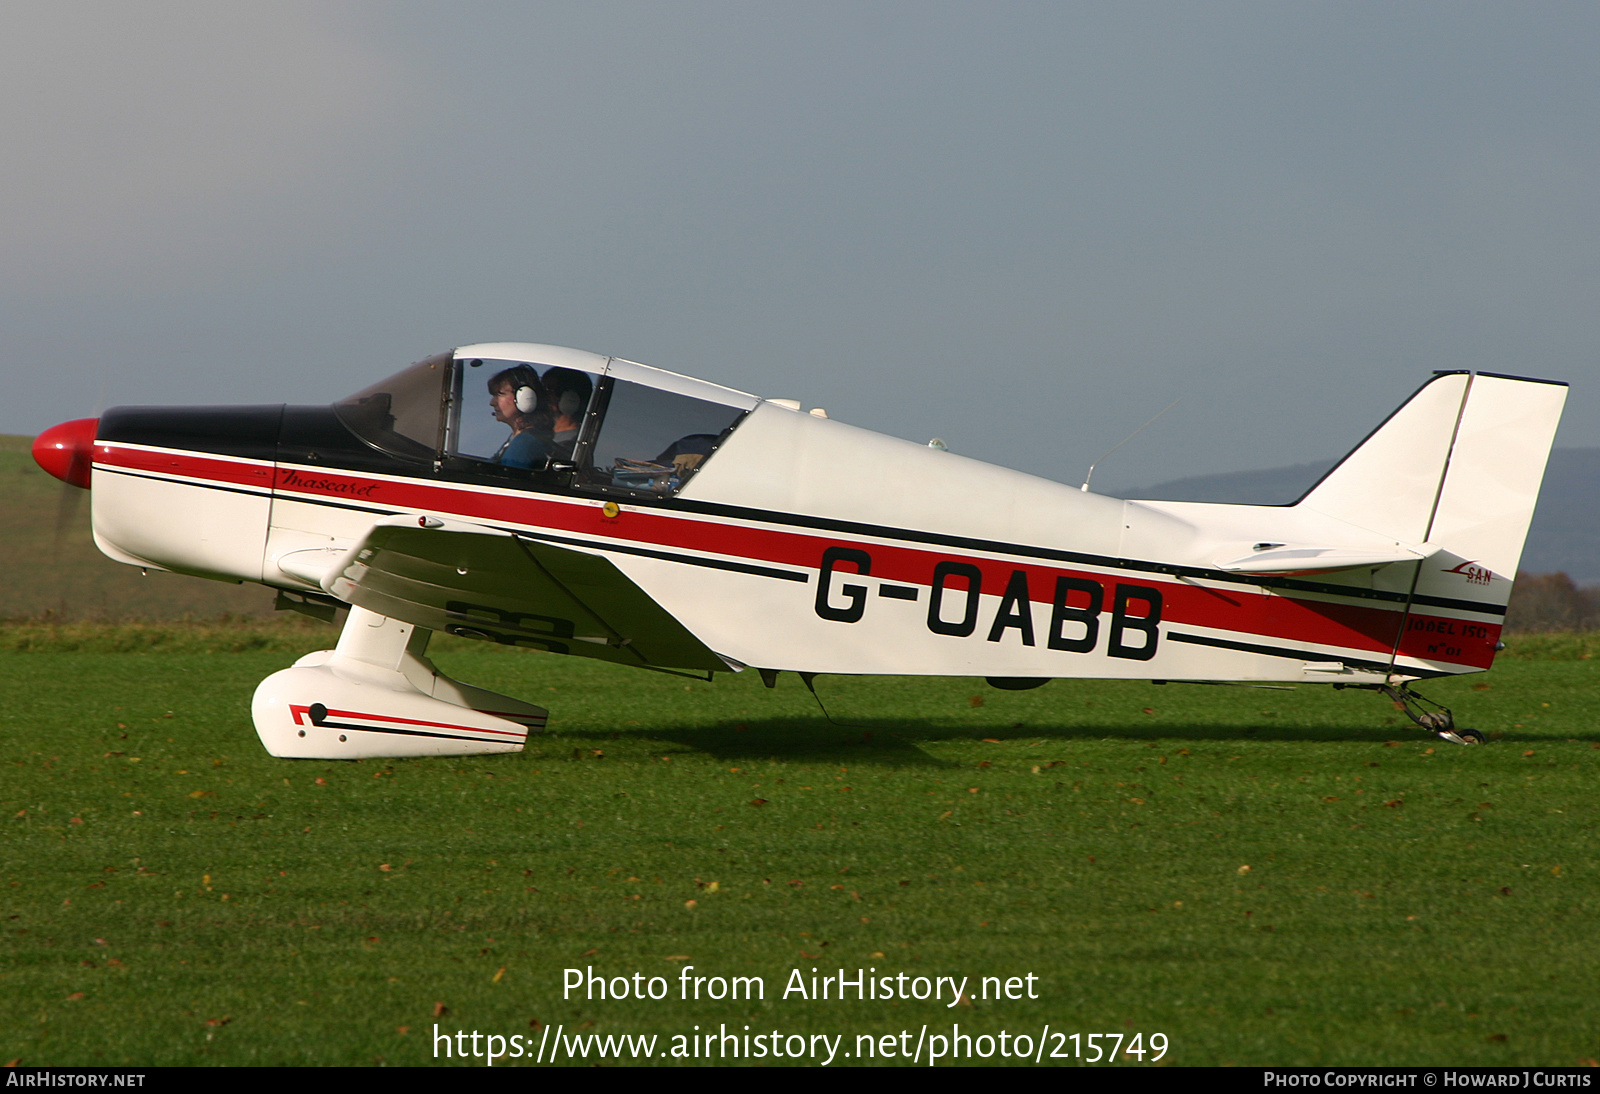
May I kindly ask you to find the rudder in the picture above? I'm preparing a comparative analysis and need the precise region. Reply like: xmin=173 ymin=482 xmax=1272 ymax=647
xmin=1298 ymin=371 xmax=1567 ymax=612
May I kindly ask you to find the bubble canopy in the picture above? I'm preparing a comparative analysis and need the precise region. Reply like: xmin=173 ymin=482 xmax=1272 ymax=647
xmin=333 ymin=344 xmax=760 ymax=498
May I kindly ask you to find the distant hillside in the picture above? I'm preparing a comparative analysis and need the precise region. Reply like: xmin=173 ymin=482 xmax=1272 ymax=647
xmin=1128 ymin=448 xmax=1600 ymax=585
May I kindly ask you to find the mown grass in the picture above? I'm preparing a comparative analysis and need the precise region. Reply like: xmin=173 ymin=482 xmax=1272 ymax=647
xmin=3 ymin=623 xmax=1598 ymax=1067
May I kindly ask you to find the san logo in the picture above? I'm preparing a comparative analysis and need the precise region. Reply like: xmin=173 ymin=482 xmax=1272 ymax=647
xmin=1443 ymin=560 xmax=1494 ymax=586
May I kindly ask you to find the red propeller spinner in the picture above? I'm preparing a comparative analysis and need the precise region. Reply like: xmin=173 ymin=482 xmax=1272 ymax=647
xmin=32 ymin=418 xmax=100 ymax=489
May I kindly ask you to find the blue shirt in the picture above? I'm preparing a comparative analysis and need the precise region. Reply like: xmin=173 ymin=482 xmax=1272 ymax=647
xmin=495 ymin=431 xmax=547 ymax=469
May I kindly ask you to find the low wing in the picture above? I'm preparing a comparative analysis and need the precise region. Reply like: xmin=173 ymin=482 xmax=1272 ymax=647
xmin=322 ymin=516 xmax=726 ymax=672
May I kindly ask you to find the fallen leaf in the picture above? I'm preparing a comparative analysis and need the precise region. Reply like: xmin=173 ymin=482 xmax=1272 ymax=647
xmin=66 ymin=993 xmax=85 ymax=1002
xmin=684 ymin=899 xmax=698 ymax=909
xmin=1237 ymin=865 xmax=1252 ymax=875
xmin=432 ymin=1002 xmax=448 ymax=1017
xmin=493 ymin=967 xmax=506 ymax=983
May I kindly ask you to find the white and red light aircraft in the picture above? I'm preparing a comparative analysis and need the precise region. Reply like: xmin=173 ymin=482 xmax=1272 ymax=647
xmin=32 ymin=344 xmax=1566 ymax=758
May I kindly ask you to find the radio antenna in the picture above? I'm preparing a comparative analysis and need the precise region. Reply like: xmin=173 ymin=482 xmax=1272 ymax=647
xmin=1080 ymin=397 xmax=1182 ymax=493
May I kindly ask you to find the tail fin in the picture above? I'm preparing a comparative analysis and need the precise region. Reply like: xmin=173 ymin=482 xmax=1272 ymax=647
xmin=1298 ymin=371 xmax=1567 ymax=606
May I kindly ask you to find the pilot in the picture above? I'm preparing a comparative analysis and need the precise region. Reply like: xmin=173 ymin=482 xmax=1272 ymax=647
xmin=487 ymin=366 xmax=550 ymax=468
xmin=539 ymin=367 xmax=593 ymax=461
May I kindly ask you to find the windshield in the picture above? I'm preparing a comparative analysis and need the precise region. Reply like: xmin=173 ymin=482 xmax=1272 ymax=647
xmin=333 ymin=352 xmax=452 ymax=460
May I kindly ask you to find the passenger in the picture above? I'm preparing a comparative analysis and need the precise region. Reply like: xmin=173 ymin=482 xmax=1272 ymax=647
xmin=540 ymin=367 xmax=593 ymax=461
xmin=486 ymin=366 xmax=550 ymax=469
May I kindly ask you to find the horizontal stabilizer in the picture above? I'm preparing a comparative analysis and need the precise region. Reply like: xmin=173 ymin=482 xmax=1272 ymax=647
xmin=1214 ymin=543 xmax=1437 ymax=575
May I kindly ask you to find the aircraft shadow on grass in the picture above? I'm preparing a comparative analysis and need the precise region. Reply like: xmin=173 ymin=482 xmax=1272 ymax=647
xmin=550 ymin=714 xmax=1594 ymax=768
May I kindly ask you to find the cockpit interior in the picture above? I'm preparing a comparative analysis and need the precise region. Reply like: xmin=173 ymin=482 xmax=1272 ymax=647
xmin=333 ymin=349 xmax=758 ymax=499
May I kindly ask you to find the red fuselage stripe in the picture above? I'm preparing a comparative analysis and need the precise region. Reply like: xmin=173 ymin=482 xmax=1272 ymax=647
xmin=100 ymin=446 xmax=1498 ymax=669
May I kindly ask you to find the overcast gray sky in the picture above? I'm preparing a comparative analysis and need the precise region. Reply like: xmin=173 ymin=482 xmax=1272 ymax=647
xmin=5 ymin=1 xmax=1596 ymax=493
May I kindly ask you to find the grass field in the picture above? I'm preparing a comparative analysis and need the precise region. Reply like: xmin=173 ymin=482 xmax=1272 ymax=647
xmin=3 ymin=623 xmax=1598 ymax=1067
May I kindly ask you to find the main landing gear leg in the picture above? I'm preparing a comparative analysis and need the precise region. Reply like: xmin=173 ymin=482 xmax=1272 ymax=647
xmin=251 ymin=606 xmax=548 ymax=759
xmin=1341 ymin=682 xmax=1484 ymax=745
